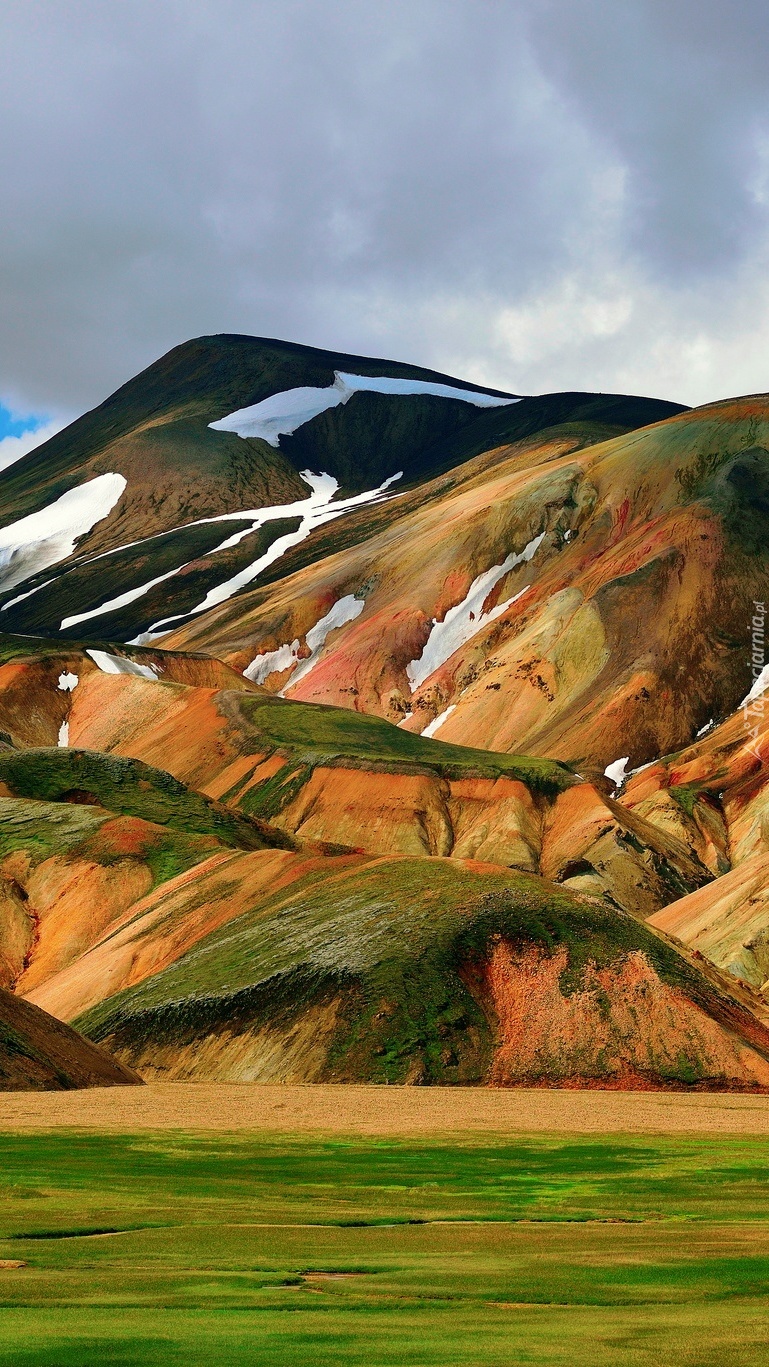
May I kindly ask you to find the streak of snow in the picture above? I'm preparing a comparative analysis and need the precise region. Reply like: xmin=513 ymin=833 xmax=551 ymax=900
xmin=210 ymin=372 xmax=518 ymax=446
xmin=284 ymin=595 xmax=365 ymax=691
xmin=422 ymin=704 xmax=457 ymax=738
xmin=741 ymin=666 xmax=769 ymax=708
xmin=63 ymin=469 xmax=400 ymax=637
xmin=696 ymin=719 xmax=715 ymax=737
xmin=57 ymin=720 xmax=69 ymax=748
xmin=604 ymin=756 xmax=629 ymax=789
xmin=131 ymin=473 xmax=399 ymax=640
xmin=406 ymin=532 xmax=545 ymax=692
xmin=244 ymin=639 xmax=301 ymax=685
xmin=61 ymin=564 xmax=191 ymax=631
xmin=86 ymin=649 xmax=158 ymax=681
xmin=397 ymin=711 xmax=414 ymax=728
xmin=1 ymin=576 xmax=57 ymax=613
xmin=244 ymin=594 xmax=366 ymax=692
xmin=335 ymin=372 xmax=518 ymax=405
xmin=57 ymin=671 xmax=78 ymax=692
xmin=0 ymin=474 xmax=126 ymax=594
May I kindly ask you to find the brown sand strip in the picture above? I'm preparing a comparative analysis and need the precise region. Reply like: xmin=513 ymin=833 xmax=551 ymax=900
xmin=2 ymin=1083 xmax=769 ymax=1134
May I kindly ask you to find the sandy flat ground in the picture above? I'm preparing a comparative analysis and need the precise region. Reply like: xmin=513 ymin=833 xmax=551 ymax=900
xmin=1 ymin=1083 xmax=769 ymax=1134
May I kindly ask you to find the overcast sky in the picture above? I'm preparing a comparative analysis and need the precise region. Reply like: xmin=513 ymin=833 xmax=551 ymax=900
xmin=2 ymin=0 xmax=769 ymax=440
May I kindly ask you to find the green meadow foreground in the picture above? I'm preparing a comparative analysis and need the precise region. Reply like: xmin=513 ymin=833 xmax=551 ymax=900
xmin=0 ymin=1090 xmax=769 ymax=1363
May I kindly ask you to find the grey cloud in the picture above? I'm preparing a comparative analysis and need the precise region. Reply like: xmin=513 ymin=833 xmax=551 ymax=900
xmin=0 ymin=0 xmax=768 ymax=417
xmin=526 ymin=0 xmax=769 ymax=276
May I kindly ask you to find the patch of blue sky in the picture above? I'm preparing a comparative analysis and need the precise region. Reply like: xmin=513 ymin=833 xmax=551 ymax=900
xmin=0 ymin=403 xmax=48 ymax=441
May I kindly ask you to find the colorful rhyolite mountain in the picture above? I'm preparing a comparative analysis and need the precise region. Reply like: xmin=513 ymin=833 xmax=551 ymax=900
xmin=0 ymin=334 xmax=768 ymax=1090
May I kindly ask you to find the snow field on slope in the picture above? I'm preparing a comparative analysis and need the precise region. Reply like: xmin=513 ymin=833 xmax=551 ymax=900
xmin=406 ymin=532 xmax=546 ymax=692
xmin=244 ymin=594 xmax=366 ymax=691
xmin=209 ymin=371 xmax=519 ymax=446
xmin=86 ymin=649 xmax=159 ymax=680
xmin=421 ymin=704 xmax=457 ymax=738
xmin=604 ymin=756 xmax=630 ymax=789
xmin=58 ymin=470 xmax=400 ymax=638
xmin=0 ymin=474 xmax=126 ymax=595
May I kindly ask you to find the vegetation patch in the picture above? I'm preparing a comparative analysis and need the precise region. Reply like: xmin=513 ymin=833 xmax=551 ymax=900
xmin=227 ymin=693 xmax=575 ymax=798
xmin=0 ymin=748 xmax=274 ymax=852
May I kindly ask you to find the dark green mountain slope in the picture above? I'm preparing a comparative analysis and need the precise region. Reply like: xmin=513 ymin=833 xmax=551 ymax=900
xmin=0 ymin=335 xmax=685 ymax=645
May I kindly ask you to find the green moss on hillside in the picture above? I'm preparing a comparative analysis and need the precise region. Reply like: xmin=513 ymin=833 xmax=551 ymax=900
xmin=77 ymin=858 xmax=755 ymax=1087
xmin=228 ymin=693 xmax=574 ymax=799
xmin=0 ymin=748 xmax=272 ymax=851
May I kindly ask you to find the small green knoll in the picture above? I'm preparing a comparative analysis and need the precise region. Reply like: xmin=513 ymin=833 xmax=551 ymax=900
xmin=0 ymin=747 xmax=280 ymax=853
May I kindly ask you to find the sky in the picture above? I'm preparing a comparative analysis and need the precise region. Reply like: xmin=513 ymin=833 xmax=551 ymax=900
xmin=1 ymin=0 xmax=769 ymax=458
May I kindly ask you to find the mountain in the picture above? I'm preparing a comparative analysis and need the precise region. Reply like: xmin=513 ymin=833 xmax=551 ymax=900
xmin=0 ymin=334 xmax=682 ymax=647
xmin=165 ymin=391 xmax=769 ymax=775
xmin=1 ymin=332 xmax=769 ymax=1091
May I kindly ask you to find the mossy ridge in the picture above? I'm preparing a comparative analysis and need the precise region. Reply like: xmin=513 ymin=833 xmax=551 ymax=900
xmin=0 ymin=630 xmax=230 ymax=673
xmin=0 ymin=793 xmax=235 ymax=894
xmin=0 ymin=795 xmax=109 ymax=863
xmin=0 ymin=747 xmax=277 ymax=852
xmin=77 ymin=859 xmax=762 ymax=1086
xmin=226 ymin=693 xmax=574 ymax=797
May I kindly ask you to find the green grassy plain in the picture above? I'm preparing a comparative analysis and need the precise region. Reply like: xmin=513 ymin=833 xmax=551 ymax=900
xmin=1 ymin=1130 xmax=769 ymax=1364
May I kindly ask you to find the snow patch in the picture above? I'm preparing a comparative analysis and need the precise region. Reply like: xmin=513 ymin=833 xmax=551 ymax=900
xmin=86 ymin=649 xmax=158 ymax=681
xmin=210 ymin=371 xmax=518 ymax=447
xmin=57 ymin=720 xmax=69 ymax=748
xmin=57 ymin=671 xmax=78 ymax=692
xmin=604 ymin=756 xmax=630 ymax=789
xmin=244 ymin=640 xmax=301 ymax=685
xmin=284 ymin=595 xmax=365 ymax=691
xmin=0 ymin=473 xmax=126 ymax=594
xmin=397 ymin=711 xmax=414 ymax=728
xmin=244 ymin=594 xmax=366 ymax=692
xmin=696 ymin=719 xmax=715 ymax=738
xmin=741 ymin=665 xmax=769 ymax=708
xmin=422 ymin=704 xmax=457 ymax=738
xmin=406 ymin=532 xmax=545 ymax=692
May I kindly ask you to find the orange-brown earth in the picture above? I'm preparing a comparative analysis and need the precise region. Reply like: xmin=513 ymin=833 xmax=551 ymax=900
xmin=46 ymin=666 xmax=707 ymax=913
xmin=609 ymin=695 xmax=769 ymax=988
xmin=2 ymin=647 xmax=760 ymax=1091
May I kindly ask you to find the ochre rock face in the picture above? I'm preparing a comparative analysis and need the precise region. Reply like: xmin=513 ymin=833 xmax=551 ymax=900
xmin=480 ymin=942 xmax=769 ymax=1090
xmin=619 ymin=699 xmax=769 ymax=986
xmin=23 ymin=848 xmax=331 ymax=1024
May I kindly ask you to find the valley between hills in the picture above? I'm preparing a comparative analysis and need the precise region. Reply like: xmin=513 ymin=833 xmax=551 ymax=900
xmin=0 ymin=333 xmax=768 ymax=1095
